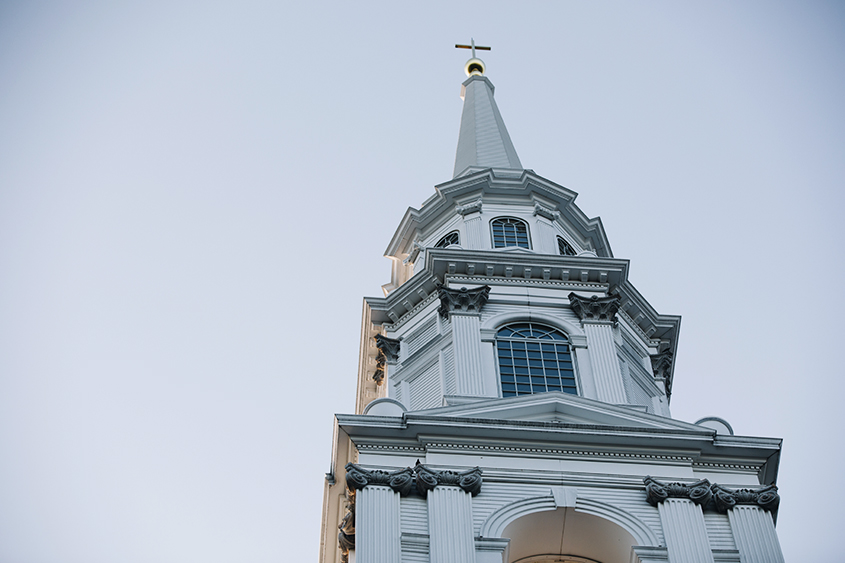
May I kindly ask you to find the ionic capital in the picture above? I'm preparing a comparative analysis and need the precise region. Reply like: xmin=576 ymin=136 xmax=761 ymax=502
xmin=712 ymin=483 xmax=780 ymax=513
xmin=344 ymin=463 xmax=415 ymax=496
xmin=644 ymin=476 xmax=713 ymax=507
xmin=415 ymin=462 xmax=483 ymax=496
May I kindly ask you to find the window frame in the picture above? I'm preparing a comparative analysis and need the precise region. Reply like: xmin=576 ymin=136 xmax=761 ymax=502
xmin=557 ymin=236 xmax=576 ymax=256
xmin=495 ymin=321 xmax=578 ymax=398
xmin=490 ymin=216 xmax=531 ymax=249
xmin=434 ymin=230 xmax=461 ymax=248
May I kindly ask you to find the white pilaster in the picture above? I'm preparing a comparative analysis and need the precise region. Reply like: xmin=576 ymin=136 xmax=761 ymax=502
xmin=582 ymin=322 xmax=627 ymax=403
xmin=356 ymin=485 xmax=401 ymax=563
xmin=657 ymin=499 xmax=715 ymax=563
xmin=462 ymin=212 xmax=485 ymax=249
xmin=428 ymin=486 xmax=476 ymax=563
xmin=727 ymin=506 xmax=784 ymax=563
xmin=451 ymin=313 xmax=486 ymax=396
xmin=533 ymin=216 xmax=558 ymax=254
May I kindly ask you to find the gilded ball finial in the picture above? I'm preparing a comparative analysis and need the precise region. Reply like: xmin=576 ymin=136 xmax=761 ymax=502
xmin=464 ymin=57 xmax=485 ymax=76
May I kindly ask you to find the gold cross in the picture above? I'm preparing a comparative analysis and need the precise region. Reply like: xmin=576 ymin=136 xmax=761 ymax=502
xmin=455 ymin=38 xmax=491 ymax=59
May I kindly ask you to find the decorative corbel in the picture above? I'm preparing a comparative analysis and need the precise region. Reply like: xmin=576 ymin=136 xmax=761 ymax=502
xmin=438 ymin=286 xmax=491 ymax=318
xmin=650 ymin=348 xmax=674 ymax=398
xmin=711 ymin=483 xmax=780 ymax=514
xmin=568 ymin=293 xmax=621 ymax=323
xmin=643 ymin=476 xmax=713 ymax=507
xmin=372 ymin=334 xmax=400 ymax=385
xmin=415 ymin=461 xmax=483 ymax=496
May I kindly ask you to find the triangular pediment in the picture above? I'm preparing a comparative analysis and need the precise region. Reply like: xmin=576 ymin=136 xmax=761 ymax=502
xmin=417 ymin=392 xmax=707 ymax=433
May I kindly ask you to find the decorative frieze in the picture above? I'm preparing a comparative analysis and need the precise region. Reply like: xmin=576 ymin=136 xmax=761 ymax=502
xmin=568 ymin=292 xmax=621 ymax=322
xmin=438 ymin=285 xmax=490 ymax=318
xmin=644 ymin=476 xmax=713 ymax=506
xmin=415 ymin=461 xmax=483 ymax=496
xmin=712 ymin=484 xmax=780 ymax=514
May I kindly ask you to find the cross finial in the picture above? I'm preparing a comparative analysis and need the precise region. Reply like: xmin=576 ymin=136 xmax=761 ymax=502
xmin=455 ymin=38 xmax=491 ymax=59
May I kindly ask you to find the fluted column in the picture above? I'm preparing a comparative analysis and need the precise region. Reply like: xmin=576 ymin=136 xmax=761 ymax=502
xmin=343 ymin=464 xmax=414 ymax=563
xmin=658 ymin=499 xmax=714 ymax=563
xmin=416 ymin=463 xmax=482 ymax=563
xmin=568 ymin=293 xmax=626 ymax=403
xmin=439 ymin=286 xmax=490 ymax=397
xmin=357 ymin=486 xmax=400 ymax=563
xmin=458 ymin=200 xmax=485 ymax=249
xmin=644 ymin=477 xmax=714 ymax=563
xmin=428 ymin=486 xmax=475 ymax=563
xmin=713 ymin=484 xmax=783 ymax=563
xmin=727 ymin=507 xmax=784 ymax=563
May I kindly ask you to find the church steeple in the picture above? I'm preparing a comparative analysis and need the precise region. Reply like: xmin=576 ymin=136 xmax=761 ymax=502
xmin=453 ymin=43 xmax=522 ymax=178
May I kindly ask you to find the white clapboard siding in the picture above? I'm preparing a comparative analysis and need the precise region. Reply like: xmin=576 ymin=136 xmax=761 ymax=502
xmin=704 ymin=511 xmax=736 ymax=550
xmin=405 ymin=317 xmax=438 ymax=359
xmin=409 ymin=362 xmax=442 ymax=411
xmin=442 ymin=347 xmax=456 ymax=396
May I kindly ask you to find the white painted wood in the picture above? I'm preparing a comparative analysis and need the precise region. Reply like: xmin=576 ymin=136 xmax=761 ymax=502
xmin=727 ymin=506 xmax=784 ymax=563
xmin=428 ymin=486 xmax=476 ymax=563
xmin=583 ymin=322 xmax=627 ymax=403
xmin=357 ymin=486 xmax=401 ymax=563
xmin=657 ymin=499 xmax=715 ymax=563
xmin=451 ymin=313 xmax=486 ymax=396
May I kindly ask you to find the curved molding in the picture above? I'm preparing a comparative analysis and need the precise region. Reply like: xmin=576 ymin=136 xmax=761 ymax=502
xmin=479 ymin=494 xmax=659 ymax=548
xmin=362 ymin=398 xmax=407 ymax=416
xmin=480 ymin=495 xmax=557 ymax=537
xmin=574 ymin=497 xmax=660 ymax=546
xmin=480 ymin=310 xmax=584 ymax=338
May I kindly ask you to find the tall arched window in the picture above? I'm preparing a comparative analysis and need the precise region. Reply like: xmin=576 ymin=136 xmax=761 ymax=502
xmin=496 ymin=322 xmax=576 ymax=397
xmin=557 ymin=236 xmax=576 ymax=256
xmin=435 ymin=231 xmax=460 ymax=248
xmin=491 ymin=217 xmax=530 ymax=249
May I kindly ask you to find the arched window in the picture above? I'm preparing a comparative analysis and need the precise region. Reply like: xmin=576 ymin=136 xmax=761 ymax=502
xmin=435 ymin=231 xmax=460 ymax=248
xmin=496 ymin=322 xmax=576 ymax=397
xmin=557 ymin=236 xmax=576 ymax=256
xmin=491 ymin=217 xmax=530 ymax=249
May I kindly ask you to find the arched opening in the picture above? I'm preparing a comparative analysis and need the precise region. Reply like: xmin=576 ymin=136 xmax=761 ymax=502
xmin=502 ymin=508 xmax=637 ymax=563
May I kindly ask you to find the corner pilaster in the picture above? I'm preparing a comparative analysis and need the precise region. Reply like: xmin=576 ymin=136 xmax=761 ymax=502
xmin=416 ymin=463 xmax=482 ymax=563
xmin=439 ymin=286 xmax=490 ymax=396
xmin=644 ymin=477 xmax=715 ymax=563
xmin=457 ymin=199 xmax=484 ymax=249
xmin=343 ymin=464 xmax=413 ymax=563
xmin=713 ymin=485 xmax=784 ymax=563
xmin=568 ymin=293 xmax=626 ymax=403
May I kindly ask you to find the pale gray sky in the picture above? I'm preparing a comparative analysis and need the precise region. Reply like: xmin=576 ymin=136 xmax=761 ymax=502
xmin=1 ymin=2 xmax=843 ymax=561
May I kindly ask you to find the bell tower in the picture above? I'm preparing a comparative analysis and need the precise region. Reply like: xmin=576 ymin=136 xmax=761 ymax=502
xmin=318 ymin=46 xmax=784 ymax=563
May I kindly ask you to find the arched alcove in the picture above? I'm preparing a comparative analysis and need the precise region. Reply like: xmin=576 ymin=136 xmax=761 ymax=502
xmin=502 ymin=508 xmax=638 ymax=563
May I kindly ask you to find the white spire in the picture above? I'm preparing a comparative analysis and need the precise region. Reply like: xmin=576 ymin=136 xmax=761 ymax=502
xmin=452 ymin=72 xmax=522 ymax=178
